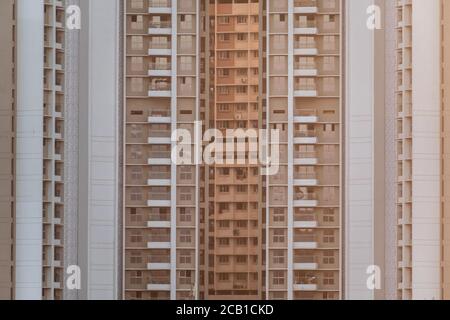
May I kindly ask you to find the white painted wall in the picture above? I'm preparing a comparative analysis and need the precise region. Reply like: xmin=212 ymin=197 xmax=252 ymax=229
xmin=345 ymin=0 xmax=375 ymax=300
xmin=15 ymin=0 xmax=44 ymax=300
xmin=411 ymin=0 xmax=441 ymax=300
xmin=79 ymin=0 xmax=121 ymax=300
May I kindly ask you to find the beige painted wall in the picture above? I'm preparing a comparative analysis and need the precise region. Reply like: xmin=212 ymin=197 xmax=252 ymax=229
xmin=441 ymin=0 xmax=450 ymax=300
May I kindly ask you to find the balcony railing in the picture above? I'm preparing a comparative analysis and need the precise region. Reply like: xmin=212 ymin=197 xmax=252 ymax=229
xmin=149 ymin=62 xmax=171 ymax=70
xmin=148 ymin=255 xmax=170 ymax=263
xmin=294 ymin=256 xmax=317 ymax=264
xmin=149 ymin=42 xmax=171 ymax=49
xmin=294 ymin=193 xmax=317 ymax=201
xmin=148 ymin=151 xmax=171 ymax=159
xmin=149 ymin=110 xmax=170 ymax=117
xmin=149 ymin=0 xmax=171 ymax=7
xmin=294 ymin=234 xmax=316 ymax=242
xmin=148 ymin=172 xmax=171 ymax=179
xmin=148 ymin=193 xmax=171 ymax=201
xmin=294 ymin=151 xmax=317 ymax=159
xmin=149 ymin=21 xmax=171 ymax=28
xmin=149 ymin=83 xmax=171 ymax=91
xmin=295 ymin=130 xmax=316 ymax=138
xmin=149 ymin=214 xmax=170 ymax=221
xmin=294 ymin=41 xmax=316 ymax=49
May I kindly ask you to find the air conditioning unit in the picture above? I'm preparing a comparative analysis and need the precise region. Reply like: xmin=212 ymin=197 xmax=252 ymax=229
xmin=241 ymin=78 xmax=247 ymax=84
xmin=235 ymin=114 xmax=242 ymax=120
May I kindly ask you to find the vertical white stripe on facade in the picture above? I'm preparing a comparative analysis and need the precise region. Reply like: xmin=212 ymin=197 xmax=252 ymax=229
xmin=411 ymin=0 xmax=441 ymax=300
xmin=345 ymin=0 xmax=375 ymax=300
xmin=79 ymin=0 xmax=120 ymax=300
xmin=170 ymin=0 xmax=178 ymax=300
xmin=15 ymin=0 xmax=45 ymax=300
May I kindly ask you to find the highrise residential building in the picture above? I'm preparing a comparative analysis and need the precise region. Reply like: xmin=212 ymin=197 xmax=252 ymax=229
xmin=4 ymin=0 xmax=450 ymax=301
xmin=0 ymin=0 xmax=122 ymax=301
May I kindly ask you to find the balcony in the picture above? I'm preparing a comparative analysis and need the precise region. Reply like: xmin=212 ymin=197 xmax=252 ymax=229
xmin=293 ymin=256 xmax=319 ymax=270
xmin=294 ymin=62 xmax=318 ymax=77
xmin=294 ymin=21 xmax=318 ymax=35
xmin=148 ymin=151 xmax=172 ymax=165
xmin=148 ymin=62 xmax=172 ymax=77
xmin=294 ymin=214 xmax=318 ymax=228
xmin=294 ymin=5 xmax=318 ymax=14
xmin=147 ymin=192 xmax=171 ymax=207
xmin=294 ymin=190 xmax=318 ymax=207
xmin=293 ymin=234 xmax=318 ymax=249
xmin=148 ymin=130 xmax=172 ymax=145
xmin=148 ymin=110 xmax=171 ymax=124
xmin=147 ymin=237 xmax=171 ymax=249
xmin=148 ymin=0 xmax=172 ymax=14
xmin=147 ymin=220 xmax=171 ymax=228
xmin=148 ymin=21 xmax=172 ymax=35
xmin=148 ymin=42 xmax=172 ymax=56
xmin=147 ymin=281 xmax=171 ymax=291
xmin=147 ymin=172 xmax=171 ymax=186
xmin=294 ymin=110 xmax=318 ymax=123
xmin=148 ymin=82 xmax=171 ymax=97
xmin=294 ymin=131 xmax=318 ymax=144
xmin=294 ymin=41 xmax=318 ymax=55
xmin=294 ymin=87 xmax=318 ymax=97
xmin=147 ymin=263 xmax=171 ymax=270
xmin=293 ymin=283 xmax=318 ymax=291
xmin=294 ymin=173 xmax=318 ymax=187
xmin=294 ymin=151 xmax=318 ymax=165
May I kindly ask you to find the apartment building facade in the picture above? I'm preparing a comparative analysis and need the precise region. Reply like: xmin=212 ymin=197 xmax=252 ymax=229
xmin=122 ymin=0 xmax=346 ymax=300
xmin=4 ymin=0 xmax=450 ymax=301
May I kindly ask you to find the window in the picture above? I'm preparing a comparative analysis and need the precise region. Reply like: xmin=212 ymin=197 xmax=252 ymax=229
xmin=131 ymin=167 xmax=142 ymax=180
xmin=218 ymin=274 xmax=229 ymax=282
xmin=273 ymin=229 xmax=285 ymax=243
xmin=179 ymin=250 xmax=192 ymax=264
xmin=323 ymin=252 xmax=335 ymax=265
xmin=273 ymin=271 xmax=285 ymax=286
xmin=218 ymin=238 xmax=230 ymax=246
xmin=237 ymin=16 xmax=247 ymax=24
xmin=218 ymin=256 xmax=229 ymax=264
xmin=218 ymin=104 xmax=230 ymax=112
xmin=130 ymin=231 xmax=142 ymax=243
xmin=237 ymin=33 xmax=247 ymax=41
xmin=179 ymin=208 xmax=192 ymax=222
xmin=130 ymin=271 xmax=142 ymax=285
xmin=273 ymin=250 xmax=285 ymax=264
xmin=236 ymin=256 xmax=247 ymax=264
xmin=218 ymin=16 xmax=230 ymax=24
xmin=130 ymin=188 xmax=142 ymax=201
xmin=130 ymin=78 xmax=143 ymax=92
xmin=218 ymin=33 xmax=231 ymax=42
xmin=180 ymin=270 xmax=192 ymax=285
xmin=218 ymin=51 xmax=231 ymax=60
xmin=217 ymin=69 xmax=230 ymax=77
xmin=130 ymin=252 xmax=142 ymax=264
xmin=130 ymin=124 xmax=142 ymax=139
xmin=236 ymin=51 xmax=247 ymax=58
xmin=179 ymin=230 xmax=192 ymax=244
xmin=323 ymin=230 xmax=335 ymax=243
xmin=131 ymin=36 xmax=143 ymax=50
xmin=323 ymin=272 xmax=335 ymax=285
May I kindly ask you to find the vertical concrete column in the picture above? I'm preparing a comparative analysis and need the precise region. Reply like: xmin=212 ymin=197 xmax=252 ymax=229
xmin=15 ymin=0 xmax=45 ymax=300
